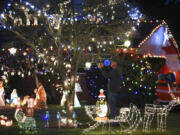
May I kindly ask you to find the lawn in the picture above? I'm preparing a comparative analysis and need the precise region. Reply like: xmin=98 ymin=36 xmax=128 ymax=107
xmin=0 ymin=105 xmax=180 ymax=135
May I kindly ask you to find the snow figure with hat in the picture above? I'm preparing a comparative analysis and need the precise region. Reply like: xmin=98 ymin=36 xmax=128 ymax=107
xmin=138 ymin=20 xmax=180 ymax=103
xmin=95 ymin=89 xmax=109 ymax=122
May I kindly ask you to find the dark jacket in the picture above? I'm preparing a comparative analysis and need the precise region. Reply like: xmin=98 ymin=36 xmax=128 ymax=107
xmin=101 ymin=67 xmax=123 ymax=93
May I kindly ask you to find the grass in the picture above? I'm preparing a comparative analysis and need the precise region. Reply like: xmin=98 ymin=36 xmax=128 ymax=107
xmin=0 ymin=105 xmax=180 ymax=135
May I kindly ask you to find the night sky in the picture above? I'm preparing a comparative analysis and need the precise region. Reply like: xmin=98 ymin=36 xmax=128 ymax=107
xmin=0 ymin=0 xmax=180 ymax=47
xmin=135 ymin=0 xmax=180 ymax=45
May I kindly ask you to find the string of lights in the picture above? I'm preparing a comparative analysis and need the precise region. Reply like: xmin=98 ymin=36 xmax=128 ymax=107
xmin=143 ymin=100 xmax=179 ymax=132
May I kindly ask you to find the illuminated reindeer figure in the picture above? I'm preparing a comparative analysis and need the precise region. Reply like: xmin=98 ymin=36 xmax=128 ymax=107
xmin=143 ymin=99 xmax=179 ymax=132
xmin=143 ymin=81 xmax=180 ymax=132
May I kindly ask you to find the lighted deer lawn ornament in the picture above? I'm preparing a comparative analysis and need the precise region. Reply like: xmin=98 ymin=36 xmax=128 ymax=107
xmin=143 ymin=99 xmax=179 ymax=132
xmin=143 ymin=73 xmax=180 ymax=132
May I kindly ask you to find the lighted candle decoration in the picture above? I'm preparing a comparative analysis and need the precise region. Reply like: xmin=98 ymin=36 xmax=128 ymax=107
xmin=56 ymin=112 xmax=61 ymax=128
xmin=72 ymin=111 xmax=77 ymax=128
xmin=43 ymin=111 xmax=50 ymax=128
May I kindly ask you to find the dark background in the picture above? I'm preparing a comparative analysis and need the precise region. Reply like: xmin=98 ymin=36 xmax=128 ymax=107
xmin=134 ymin=0 xmax=180 ymax=46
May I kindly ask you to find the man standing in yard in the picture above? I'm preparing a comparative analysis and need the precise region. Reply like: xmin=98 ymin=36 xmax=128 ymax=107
xmin=98 ymin=57 xmax=128 ymax=119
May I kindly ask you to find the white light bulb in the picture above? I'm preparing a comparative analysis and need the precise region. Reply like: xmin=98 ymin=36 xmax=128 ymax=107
xmin=85 ymin=62 xmax=91 ymax=69
xmin=28 ymin=71 xmax=31 ymax=76
xmin=51 ymin=56 xmax=55 ymax=61
xmin=18 ymin=71 xmax=21 ymax=76
xmin=23 ymin=52 xmax=27 ymax=56
xmin=11 ymin=72 xmax=15 ymax=76
xmin=124 ymin=40 xmax=131 ymax=47
xmin=88 ymin=46 xmax=92 ymax=51
xmin=4 ymin=72 xmax=8 ymax=75
xmin=9 ymin=48 xmax=17 ymax=55
xmin=5 ymin=79 xmax=8 ymax=83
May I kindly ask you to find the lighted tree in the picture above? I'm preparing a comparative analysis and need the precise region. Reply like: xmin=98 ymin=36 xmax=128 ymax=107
xmin=0 ymin=0 xmax=143 ymax=121
xmin=85 ymin=52 xmax=161 ymax=108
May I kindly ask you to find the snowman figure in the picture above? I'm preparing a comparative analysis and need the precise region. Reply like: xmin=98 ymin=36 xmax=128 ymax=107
xmin=95 ymin=89 xmax=109 ymax=122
